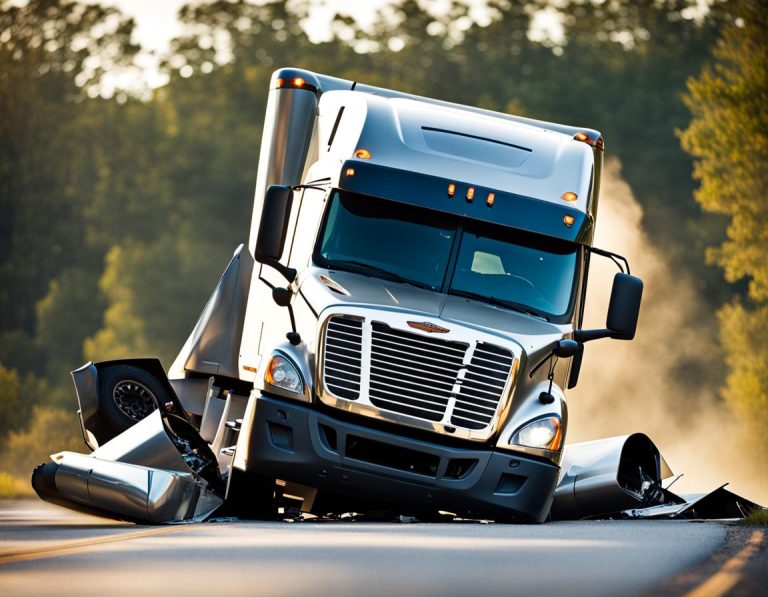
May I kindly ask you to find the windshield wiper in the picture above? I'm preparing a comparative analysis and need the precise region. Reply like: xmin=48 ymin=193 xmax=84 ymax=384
xmin=450 ymin=289 xmax=550 ymax=321
xmin=326 ymin=259 xmax=433 ymax=290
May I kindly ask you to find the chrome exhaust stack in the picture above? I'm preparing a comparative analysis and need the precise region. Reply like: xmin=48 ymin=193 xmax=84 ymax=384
xmin=32 ymin=411 xmax=224 ymax=524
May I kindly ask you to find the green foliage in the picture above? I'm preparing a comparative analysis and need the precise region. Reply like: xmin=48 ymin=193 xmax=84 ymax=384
xmin=0 ymin=407 xmax=83 ymax=478
xmin=36 ymin=267 xmax=105 ymax=380
xmin=717 ymin=302 xmax=768 ymax=456
xmin=741 ymin=507 xmax=768 ymax=527
xmin=680 ymin=0 xmax=768 ymax=301
xmin=680 ymin=0 xmax=768 ymax=462
xmin=0 ymin=472 xmax=34 ymax=499
xmin=0 ymin=363 xmax=50 ymax=446
xmin=0 ymin=0 xmax=138 ymax=337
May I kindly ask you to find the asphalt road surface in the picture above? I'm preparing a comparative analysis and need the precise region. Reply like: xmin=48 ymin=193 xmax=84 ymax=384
xmin=0 ymin=501 xmax=764 ymax=596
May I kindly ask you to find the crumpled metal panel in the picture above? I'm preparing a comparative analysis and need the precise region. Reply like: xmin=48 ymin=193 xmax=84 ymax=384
xmin=551 ymin=433 xmax=674 ymax=520
xmin=624 ymin=484 xmax=762 ymax=520
xmin=32 ymin=411 xmax=223 ymax=524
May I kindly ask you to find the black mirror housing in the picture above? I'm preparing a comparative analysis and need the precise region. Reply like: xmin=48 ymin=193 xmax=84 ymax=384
xmin=255 ymin=185 xmax=296 ymax=282
xmin=255 ymin=185 xmax=293 ymax=262
xmin=606 ymin=273 xmax=643 ymax=340
xmin=574 ymin=272 xmax=643 ymax=343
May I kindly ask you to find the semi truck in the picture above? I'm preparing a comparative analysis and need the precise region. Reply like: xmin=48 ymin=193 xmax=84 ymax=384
xmin=32 ymin=68 xmax=674 ymax=524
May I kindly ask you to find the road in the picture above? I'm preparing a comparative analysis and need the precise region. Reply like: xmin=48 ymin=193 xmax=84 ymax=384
xmin=0 ymin=500 xmax=762 ymax=596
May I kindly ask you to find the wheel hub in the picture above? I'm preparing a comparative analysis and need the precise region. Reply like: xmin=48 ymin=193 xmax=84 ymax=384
xmin=112 ymin=380 xmax=157 ymax=421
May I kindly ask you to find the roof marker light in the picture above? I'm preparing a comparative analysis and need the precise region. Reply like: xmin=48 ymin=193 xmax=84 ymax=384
xmin=573 ymin=131 xmax=604 ymax=151
xmin=354 ymin=148 xmax=372 ymax=159
xmin=466 ymin=187 xmax=475 ymax=202
xmin=345 ymin=167 xmax=355 ymax=177
xmin=486 ymin=192 xmax=495 ymax=207
xmin=273 ymin=76 xmax=317 ymax=92
xmin=563 ymin=215 xmax=575 ymax=228
xmin=447 ymin=183 xmax=456 ymax=197
xmin=561 ymin=192 xmax=578 ymax=202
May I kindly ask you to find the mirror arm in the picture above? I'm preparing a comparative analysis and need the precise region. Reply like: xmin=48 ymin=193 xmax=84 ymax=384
xmin=261 ymin=257 xmax=297 ymax=283
xmin=573 ymin=328 xmax=613 ymax=343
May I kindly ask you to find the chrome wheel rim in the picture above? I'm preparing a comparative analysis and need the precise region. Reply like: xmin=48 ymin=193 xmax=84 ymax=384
xmin=112 ymin=380 xmax=157 ymax=421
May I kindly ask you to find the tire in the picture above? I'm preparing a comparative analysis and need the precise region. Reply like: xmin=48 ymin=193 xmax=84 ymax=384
xmin=98 ymin=365 xmax=169 ymax=433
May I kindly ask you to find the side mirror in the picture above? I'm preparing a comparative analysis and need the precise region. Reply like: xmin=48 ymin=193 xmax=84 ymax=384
xmin=606 ymin=272 xmax=643 ymax=340
xmin=574 ymin=273 xmax=643 ymax=343
xmin=255 ymin=185 xmax=296 ymax=282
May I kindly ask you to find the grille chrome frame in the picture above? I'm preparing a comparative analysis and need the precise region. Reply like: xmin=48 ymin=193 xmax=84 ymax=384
xmin=317 ymin=309 xmax=520 ymax=442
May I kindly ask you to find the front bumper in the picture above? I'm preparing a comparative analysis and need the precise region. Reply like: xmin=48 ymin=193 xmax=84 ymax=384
xmin=237 ymin=394 xmax=559 ymax=522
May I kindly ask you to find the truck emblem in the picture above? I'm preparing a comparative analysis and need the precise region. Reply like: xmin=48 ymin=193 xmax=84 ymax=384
xmin=407 ymin=321 xmax=450 ymax=334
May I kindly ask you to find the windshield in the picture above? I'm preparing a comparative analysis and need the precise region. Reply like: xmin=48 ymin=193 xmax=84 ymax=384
xmin=314 ymin=191 xmax=579 ymax=319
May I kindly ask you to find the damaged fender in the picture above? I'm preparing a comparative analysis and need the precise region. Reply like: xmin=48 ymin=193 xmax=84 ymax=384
xmin=551 ymin=433 xmax=674 ymax=520
xmin=32 ymin=411 xmax=224 ymax=524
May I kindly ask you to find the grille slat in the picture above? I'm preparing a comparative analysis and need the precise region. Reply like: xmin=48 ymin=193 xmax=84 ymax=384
xmin=322 ymin=317 xmax=515 ymax=434
xmin=371 ymin=329 xmax=467 ymax=355
xmin=324 ymin=317 xmax=363 ymax=399
xmin=451 ymin=342 xmax=514 ymax=429
xmin=371 ymin=343 xmax=464 ymax=369
xmin=372 ymin=336 xmax=466 ymax=362
xmin=370 ymin=368 xmax=455 ymax=390
xmin=369 ymin=351 xmax=462 ymax=380
xmin=369 ymin=380 xmax=452 ymax=405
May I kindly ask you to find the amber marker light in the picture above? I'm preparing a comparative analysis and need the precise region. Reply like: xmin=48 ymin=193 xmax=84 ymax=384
xmin=573 ymin=131 xmax=604 ymax=151
xmin=563 ymin=214 xmax=575 ymax=227
xmin=345 ymin=167 xmax=355 ymax=177
xmin=354 ymin=148 xmax=372 ymax=159
xmin=466 ymin=187 xmax=475 ymax=202
xmin=486 ymin=192 xmax=496 ymax=207
xmin=243 ymin=365 xmax=258 ymax=373
xmin=561 ymin=191 xmax=578 ymax=202
xmin=273 ymin=76 xmax=317 ymax=91
xmin=447 ymin=183 xmax=456 ymax=197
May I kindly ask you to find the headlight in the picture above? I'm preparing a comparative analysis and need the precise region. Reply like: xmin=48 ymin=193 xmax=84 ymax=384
xmin=512 ymin=416 xmax=563 ymax=452
xmin=264 ymin=354 xmax=307 ymax=401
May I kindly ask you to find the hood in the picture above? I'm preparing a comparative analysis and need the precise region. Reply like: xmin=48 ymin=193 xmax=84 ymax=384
xmin=299 ymin=268 xmax=567 ymax=354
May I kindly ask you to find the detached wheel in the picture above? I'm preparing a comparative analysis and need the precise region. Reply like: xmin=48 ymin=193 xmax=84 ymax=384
xmin=98 ymin=365 xmax=169 ymax=432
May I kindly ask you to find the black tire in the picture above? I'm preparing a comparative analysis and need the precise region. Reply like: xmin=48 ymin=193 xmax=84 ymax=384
xmin=98 ymin=365 xmax=169 ymax=433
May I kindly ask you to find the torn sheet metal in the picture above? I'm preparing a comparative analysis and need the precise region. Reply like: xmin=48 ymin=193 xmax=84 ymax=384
xmin=624 ymin=484 xmax=763 ymax=520
xmin=32 ymin=411 xmax=224 ymax=524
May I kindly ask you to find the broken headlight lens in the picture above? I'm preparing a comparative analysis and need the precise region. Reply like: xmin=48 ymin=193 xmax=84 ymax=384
xmin=512 ymin=416 xmax=563 ymax=451
xmin=264 ymin=354 xmax=307 ymax=401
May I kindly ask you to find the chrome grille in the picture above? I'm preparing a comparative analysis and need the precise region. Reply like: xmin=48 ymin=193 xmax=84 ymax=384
xmin=452 ymin=342 xmax=515 ymax=429
xmin=369 ymin=321 xmax=468 ymax=422
xmin=321 ymin=315 xmax=517 ymax=435
xmin=323 ymin=317 xmax=363 ymax=399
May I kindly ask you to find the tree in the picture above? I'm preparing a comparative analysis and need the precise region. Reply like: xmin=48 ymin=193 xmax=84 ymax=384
xmin=680 ymin=0 xmax=768 ymax=453
xmin=0 ymin=0 xmax=139 ymax=375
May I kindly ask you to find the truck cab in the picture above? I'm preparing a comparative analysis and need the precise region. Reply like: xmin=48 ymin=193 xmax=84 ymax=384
xmin=222 ymin=69 xmax=641 ymax=522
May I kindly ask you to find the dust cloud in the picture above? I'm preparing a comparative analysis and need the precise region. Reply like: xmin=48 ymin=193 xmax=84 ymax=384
xmin=567 ymin=158 xmax=767 ymax=503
